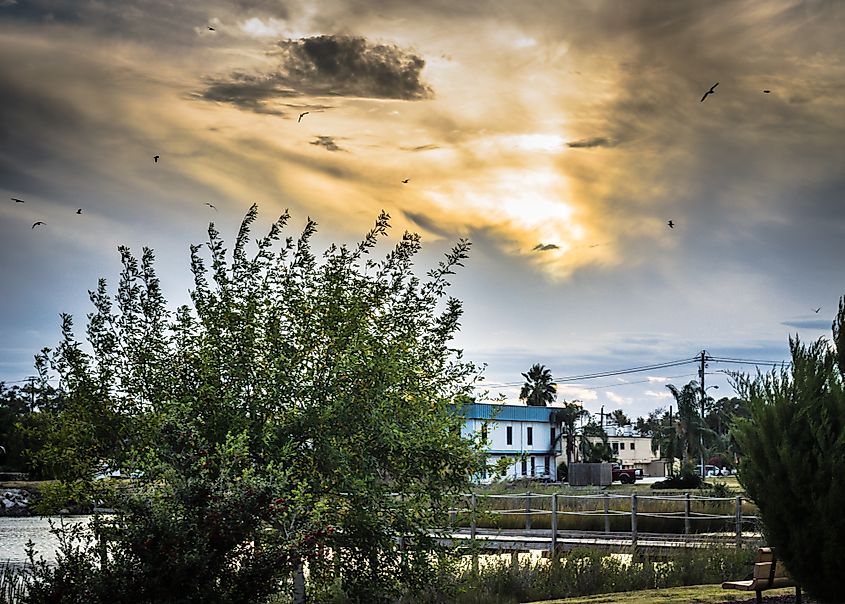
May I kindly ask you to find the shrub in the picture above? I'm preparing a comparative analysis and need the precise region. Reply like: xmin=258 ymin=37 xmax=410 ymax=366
xmin=732 ymin=299 xmax=845 ymax=604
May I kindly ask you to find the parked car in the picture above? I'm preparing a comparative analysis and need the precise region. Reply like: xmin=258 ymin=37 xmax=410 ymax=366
xmin=611 ymin=464 xmax=642 ymax=484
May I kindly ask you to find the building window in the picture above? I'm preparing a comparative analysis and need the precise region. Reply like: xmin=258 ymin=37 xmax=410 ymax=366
xmin=544 ymin=456 xmax=549 ymax=475
xmin=481 ymin=424 xmax=487 ymax=442
xmin=550 ymin=427 xmax=556 ymax=445
xmin=630 ymin=442 xmax=636 ymax=450
xmin=612 ymin=442 xmax=619 ymax=452
xmin=521 ymin=458 xmax=527 ymax=475
xmin=527 ymin=427 xmax=533 ymax=446
xmin=530 ymin=456 xmax=535 ymax=476
xmin=506 ymin=426 xmax=513 ymax=445
xmin=620 ymin=442 xmax=625 ymax=450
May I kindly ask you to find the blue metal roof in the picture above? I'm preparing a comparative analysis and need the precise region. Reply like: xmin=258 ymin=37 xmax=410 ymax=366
xmin=454 ymin=403 xmax=553 ymax=422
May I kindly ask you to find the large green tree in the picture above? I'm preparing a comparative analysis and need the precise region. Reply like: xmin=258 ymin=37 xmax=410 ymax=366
xmin=26 ymin=207 xmax=485 ymax=603
xmin=732 ymin=298 xmax=845 ymax=604
xmin=519 ymin=364 xmax=556 ymax=407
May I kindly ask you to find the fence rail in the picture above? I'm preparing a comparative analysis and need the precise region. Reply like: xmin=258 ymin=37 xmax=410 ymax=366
xmin=446 ymin=492 xmax=760 ymax=552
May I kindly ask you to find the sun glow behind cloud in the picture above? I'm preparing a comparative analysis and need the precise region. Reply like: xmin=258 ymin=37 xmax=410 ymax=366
xmin=425 ymin=165 xmax=597 ymax=275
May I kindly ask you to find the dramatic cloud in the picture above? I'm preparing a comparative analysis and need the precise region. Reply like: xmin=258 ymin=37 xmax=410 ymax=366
xmin=198 ymin=35 xmax=432 ymax=114
xmin=197 ymin=73 xmax=292 ymax=115
xmin=310 ymin=136 xmax=343 ymax=152
xmin=566 ymin=137 xmax=616 ymax=149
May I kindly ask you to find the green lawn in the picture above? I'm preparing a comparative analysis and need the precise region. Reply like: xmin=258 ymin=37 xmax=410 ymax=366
xmin=526 ymin=584 xmax=794 ymax=604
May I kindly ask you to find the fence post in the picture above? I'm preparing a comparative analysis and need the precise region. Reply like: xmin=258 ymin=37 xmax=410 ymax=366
xmin=631 ymin=493 xmax=638 ymax=549
xmin=551 ymin=493 xmax=558 ymax=559
xmin=525 ymin=491 xmax=532 ymax=530
xmin=735 ymin=495 xmax=742 ymax=548
xmin=684 ymin=493 xmax=691 ymax=535
xmin=604 ymin=493 xmax=610 ymax=533
xmin=293 ymin=562 xmax=306 ymax=604
xmin=471 ymin=493 xmax=478 ymax=575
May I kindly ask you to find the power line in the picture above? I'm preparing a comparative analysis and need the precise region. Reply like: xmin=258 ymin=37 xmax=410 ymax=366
xmin=474 ymin=357 xmax=698 ymax=388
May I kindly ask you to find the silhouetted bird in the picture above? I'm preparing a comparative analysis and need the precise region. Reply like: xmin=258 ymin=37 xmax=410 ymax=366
xmin=667 ymin=220 xmax=675 ymax=229
xmin=32 ymin=221 xmax=45 ymax=229
xmin=700 ymin=82 xmax=719 ymax=102
xmin=763 ymin=90 xmax=771 ymax=94
xmin=813 ymin=307 xmax=821 ymax=313
xmin=402 ymin=179 xmax=409 ymax=184
xmin=532 ymin=243 xmax=559 ymax=252
xmin=154 ymin=155 xmax=160 ymax=163
xmin=205 ymin=202 xmax=217 ymax=211
xmin=76 ymin=208 xmax=83 ymax=214
xmin=11 ymin=197 xmax=25 ymax=203
xmin=298 ymin=112 xmax=309 ymax=123
xmin=208 ymin=26 xmax=215 ymax=31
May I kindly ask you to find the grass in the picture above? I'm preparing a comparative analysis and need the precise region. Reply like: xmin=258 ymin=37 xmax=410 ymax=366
xmin=526 ymin=584 xmax=797 ymax=604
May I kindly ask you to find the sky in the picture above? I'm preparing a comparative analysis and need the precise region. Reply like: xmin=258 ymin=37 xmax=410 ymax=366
xmin=1 ymin=0 xmax=844 ymax=421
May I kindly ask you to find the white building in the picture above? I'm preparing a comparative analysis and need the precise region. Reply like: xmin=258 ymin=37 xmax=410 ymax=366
xmin=456 ymin=403 xmax=562 ymax=481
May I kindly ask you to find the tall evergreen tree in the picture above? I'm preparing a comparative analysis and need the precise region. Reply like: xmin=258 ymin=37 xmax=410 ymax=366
xmin=519 ymin=364 xmax=556 ymax=407
xmin=732 ymin=296 xmax=845 ymax=604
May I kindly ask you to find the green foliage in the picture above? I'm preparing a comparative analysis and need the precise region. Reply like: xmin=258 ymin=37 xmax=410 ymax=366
xmin=578 ymin=421 xmax=616 ymax=463
xmin=519 ymin=364 xmax=556 ymax=407
xmin=551 ymin=402 xmax=590 ymax=468
xmin=396 ymin=547 xmax=755 ymax=604
xmin=650 ymin=465 xmax=703 ymax=490
xmin=732 ymin=323 xmax=845 ymax=604
xmin=24 ymin=207 xmax=484 ymax=603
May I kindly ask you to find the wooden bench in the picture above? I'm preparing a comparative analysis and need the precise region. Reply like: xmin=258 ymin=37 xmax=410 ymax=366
xmin=722 ymin=547 xmax=802 ymax=604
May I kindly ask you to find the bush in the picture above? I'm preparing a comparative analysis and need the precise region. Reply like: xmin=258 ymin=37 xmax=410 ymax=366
xmin=397 ymin=546 xmax=755 ymax=604
xmin=733 ymin=300 xmax=845 ymax=604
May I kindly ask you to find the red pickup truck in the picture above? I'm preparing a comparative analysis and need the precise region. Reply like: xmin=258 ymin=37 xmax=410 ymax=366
xmin=611 ymin=464 xmax=642 ymax=484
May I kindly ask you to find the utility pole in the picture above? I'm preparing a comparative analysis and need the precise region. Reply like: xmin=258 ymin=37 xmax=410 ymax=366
xmin=699 ymin=351 xmax=706 ymax=478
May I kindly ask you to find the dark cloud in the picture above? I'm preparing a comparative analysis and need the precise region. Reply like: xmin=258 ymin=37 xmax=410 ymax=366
xmin=194 ymin=72 xmax=293 ymax=116
xmin=310 ymin=136 xmax=343 ymax=152
xmin=566 ymin=137 xmax=616 ymax=149
xmin=781 ymin=319 xmax=831 ymax=330
xmin=402 ymin=144 xmax=440 ymax=152
xmin=197 ymin=35 xmax=432 ymax=114
xmin=0 ymin=0 xmax=18 ymax=7
xmin=401 ymin=210 xmax=453 ymax=239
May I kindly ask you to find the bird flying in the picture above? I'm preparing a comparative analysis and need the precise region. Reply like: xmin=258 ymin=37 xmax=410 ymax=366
xmin=763 ymin=90 xmax=771 ymax=93
xmin=532 ymin=243 xmax=560 ymax=252
xmin=205 ymin=202 xmax=217 ymax=211
xmin=31 ymin=221 xmax=45 ymax=229
xmin=667 ymin=220 xmax=675 ymax=229
xmin=154 ymin=155 xmax=160 ymax=163
xmin=700 ymin=82 xmax=719 ymax=102
xmin=208 ymin=26 xmax=215 ymax=31
xmin=76 ymin=208 xmax=83 ymax=214
xmin=11 ymin=197 xmax=25 ymax=203
xmin=402 ymin=179 xmax=410 ymax=184
xmin=813 ymin=307 xmax=821 ymax=313
xmin=298 ymin=112 xmax=309 ymax=123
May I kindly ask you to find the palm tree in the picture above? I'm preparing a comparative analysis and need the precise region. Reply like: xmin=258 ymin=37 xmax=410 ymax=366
xmin=657 ymin=380 xmax=714 ymax=470
xmin=519 ymin=364 xmax=556 ymax=407
xmin=551 ymin=401 xmax=590 ymax=471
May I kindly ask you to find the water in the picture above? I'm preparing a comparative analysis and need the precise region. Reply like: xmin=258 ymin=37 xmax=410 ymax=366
xmin=0 ymin=516 xmax=88 ymax=566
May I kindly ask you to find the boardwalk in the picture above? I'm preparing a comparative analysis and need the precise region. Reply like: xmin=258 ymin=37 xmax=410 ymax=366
xmin=439 ymin=527 xmax=761 ymax=556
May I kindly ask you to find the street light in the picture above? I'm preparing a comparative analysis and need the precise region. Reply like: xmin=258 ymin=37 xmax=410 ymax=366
xmin=700 ymin=385 xmax=719 ymax=478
